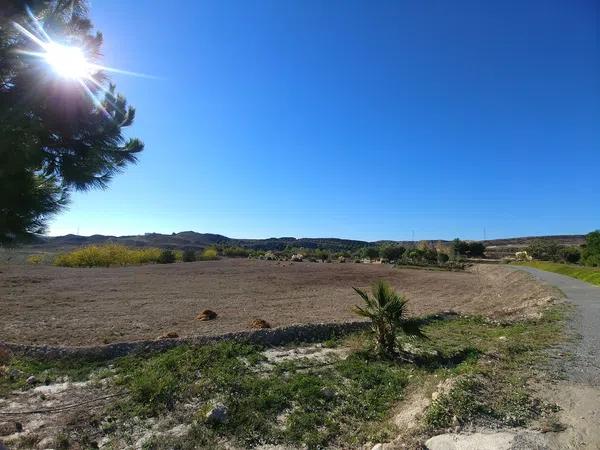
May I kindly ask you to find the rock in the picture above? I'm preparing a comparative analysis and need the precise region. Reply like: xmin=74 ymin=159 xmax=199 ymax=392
xmin=249 ymin=319 xmax=271 ymax=329
xmin=37 ymin=436 xmax=55 ymax=449
xmin=321 ymin=388 xmax=336 ymax=400
xmin=196 ymin=309 xmax=218 ymax=321
xmin=26 ymin=375 xmax=37 ymax=385
xmin=291 ymin=254 xmax=303 ymax=262
xmin=0 ymin=421 xmax=22 ymax=436
xmin=157 ymin=332 xmax=179 ymax=339
xmin=8 ymin=368 xmax=22 ymax=379
xmin=372 ymin=444 xmax=384 ymax=450
xmin=498 ymin=336 xmax=507 ymax=341
xmin=0 ymin=344 xmax=11 ymax=364
xmin=425 ymin=432 xmax=517 ymax=450
xmin=205 ymin=403 xmax=228 ymax=424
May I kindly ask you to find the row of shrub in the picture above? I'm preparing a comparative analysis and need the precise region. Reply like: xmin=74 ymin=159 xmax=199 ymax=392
xmin=523 ymin=231 xmax=600 ymax=267
xmin=246 ymin=243 xmax=467 ymax=269
xmin=52 ymin=244 xmax=221 ymax=267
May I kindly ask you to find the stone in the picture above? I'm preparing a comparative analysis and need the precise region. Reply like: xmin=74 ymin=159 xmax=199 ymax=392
xmin=0 ymin=421 xmax=22 ymax=436
xmin=425 ymin=432 xmax=517 ymax=450
xmin=196 ymin=309 xmax=218 ymax=321
xmin=157 ymin=332 xmax=179 ymax=339
xmin=321 ymin=388 xmax=336 ymax=400
xmin=26 ymin=375 xmax=37 ymax=385
xmin=249 ymin=319 xmax=271 ymax=329
xmin=372 ymin=444 xmax=384 ymax=450
xmin=0 ymin=345 xmax=11 ymax=364
xmin=205 ymin=403 xmax=228 ymax=424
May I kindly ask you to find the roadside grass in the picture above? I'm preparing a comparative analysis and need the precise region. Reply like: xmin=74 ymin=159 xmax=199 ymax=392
xmin=1 ymin=306 xmax=568 ymax=448
xmin=418 ymin=307 xmax=567 ymax=431
xmin=515 ymin=261 xmax=600 ymax=287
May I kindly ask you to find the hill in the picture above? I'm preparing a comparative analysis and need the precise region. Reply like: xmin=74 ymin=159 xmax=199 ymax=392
xmin=23 ymin=231 xmax=586 ymax=253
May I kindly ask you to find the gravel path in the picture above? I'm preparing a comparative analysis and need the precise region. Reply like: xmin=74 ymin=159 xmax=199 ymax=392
xmin=516 ymin=266 xmax=600 ymax=386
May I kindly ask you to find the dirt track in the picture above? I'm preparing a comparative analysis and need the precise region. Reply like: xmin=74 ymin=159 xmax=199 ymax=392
xmin=0 ymin=260 xmax=557 ymax=346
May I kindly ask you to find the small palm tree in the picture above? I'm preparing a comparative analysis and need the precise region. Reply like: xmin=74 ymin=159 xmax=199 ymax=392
xmin=353 ymin=280 xmax=424 ymax=357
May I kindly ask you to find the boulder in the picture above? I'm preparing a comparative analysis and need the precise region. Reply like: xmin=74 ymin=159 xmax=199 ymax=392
xmin=205 ymin=403 xmax=228 ymax=424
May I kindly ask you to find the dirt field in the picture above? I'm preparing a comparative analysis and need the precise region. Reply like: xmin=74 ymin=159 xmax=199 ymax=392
xmin=0 ymin=260 xmax=557 ymax=346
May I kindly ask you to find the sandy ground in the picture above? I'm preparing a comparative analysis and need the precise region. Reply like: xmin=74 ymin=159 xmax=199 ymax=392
xmin=0 ymin=260 xmax=557 ymax=346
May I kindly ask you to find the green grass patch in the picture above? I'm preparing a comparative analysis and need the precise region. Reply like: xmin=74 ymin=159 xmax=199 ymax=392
xmin=113 ymin=342 xmax=409 ymax=449
xmin=419 ymin=307 xmax=567 ymax=431
xmin=515 ymin=261 xmax=600 ymax=286
xmin=0 ymin=356 xmax=109 ymax=396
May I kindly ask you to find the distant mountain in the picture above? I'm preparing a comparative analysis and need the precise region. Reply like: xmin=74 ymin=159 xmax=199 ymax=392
xmin=29 ymin=231 xmax=587 ymax=252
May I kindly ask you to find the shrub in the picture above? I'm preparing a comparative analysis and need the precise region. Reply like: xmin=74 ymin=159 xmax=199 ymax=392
xmin=157 ymin=250 xmax=176 ymax=264
xmin=182 ymin=250 xmax=197 ymax=262
xmin=380 ymin=245 xmax=406 ymax=262
xmin=27 ymin=254 xmax=44 ymax=265
xmin=583 ymin=231 xmax=600 ymax=267
xmin=361 ymin=247 xmax=380 ymax=261
xmin=526 ymin=239 xmax=561 ymax=262
xmin=437 ymin=253 xmax=450 ymax=264
xmin=54 ymin=244 xmax=162 ymax=267
xmin=199 ymin=248 xmax=219 ymax=261
xmin=560 ymin=246 xmax=581 ymax=264
xmin=353 ymin=280 xmax=424 ymax=357
xmin=223 ymin=246 xmax=250 ymax=258
xmin=468 ymin=242 xmax=486 ymax=257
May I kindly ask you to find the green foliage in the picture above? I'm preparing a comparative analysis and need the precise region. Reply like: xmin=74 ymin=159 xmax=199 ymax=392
xmin=199 ymin=248 xmax=219 ymax=261
xmin=583 ymin=230 xmax=600 ymax=266
xmin=526 ymin=239 xmax=561 ymax=262
xmin=353 ymin=280 xmax=424 ymax=356
xmin=468 ymin=242 xmax=486 ymax=257
xmin=157 ymin=250 xmax=176 ymax=264
xmin=54 ymin=244 xmax=162 ymax=267
xmin=182 ymin=249 xmax=197 ymax=262
xmin=0 ymin=2 xmax=142 ymax=244
xmin=437 ymin=252 xmax=450 ymax=264
xmin=452 ymin=239 xmax=486 ymax=258
xmin=222 ymin=246 xmax=250 ymax=258
xmin=560 ymin=246 xmax=581 ymax=264
xmin=26 ymin=254 xmax=44 ymax=265
xmin=360 ymin=247 xmax=380 ymax=261
xmin=380 ymin=245 xmax=406 ymax=262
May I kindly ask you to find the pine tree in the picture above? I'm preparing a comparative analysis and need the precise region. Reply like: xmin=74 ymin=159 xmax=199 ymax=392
xmin=0 ymin=1 xmax=143 ymax=244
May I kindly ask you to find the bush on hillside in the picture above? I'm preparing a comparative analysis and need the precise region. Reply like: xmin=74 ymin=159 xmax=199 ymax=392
xmin=526 ymin=240 xmax=561 ymax=262
xmin=199 ymin=248 xmax=219 ymax=261
xmin=223 ymin=246 xmax=250 ymax=258
xmin=380 ymin=245 xmax=406 ymax=262
xmin=157 ymin=249 xmax=176 ymax=264
xmin=182 ymin=249 xmax=197 ymax=262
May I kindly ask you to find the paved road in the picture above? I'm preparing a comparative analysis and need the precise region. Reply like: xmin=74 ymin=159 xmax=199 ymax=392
xmin=515 ymin=266 xmax=600 ymax=387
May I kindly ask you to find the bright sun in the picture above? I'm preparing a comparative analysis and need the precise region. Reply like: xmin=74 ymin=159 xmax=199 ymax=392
xmin=43 ymin=42 xmax=92 ymax=79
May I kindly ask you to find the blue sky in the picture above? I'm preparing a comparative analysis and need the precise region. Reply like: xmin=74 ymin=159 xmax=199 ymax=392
xmin=48 ymin=0 xmax=599 ymax=241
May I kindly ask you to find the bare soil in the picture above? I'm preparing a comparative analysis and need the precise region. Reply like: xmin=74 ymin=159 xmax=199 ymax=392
xmin=0 ymin=260 xmax=557 ymax=346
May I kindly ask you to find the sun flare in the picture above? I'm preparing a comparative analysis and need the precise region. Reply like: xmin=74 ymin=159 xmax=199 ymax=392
xmin=42 ymin=42 xmax=92 ymax=79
